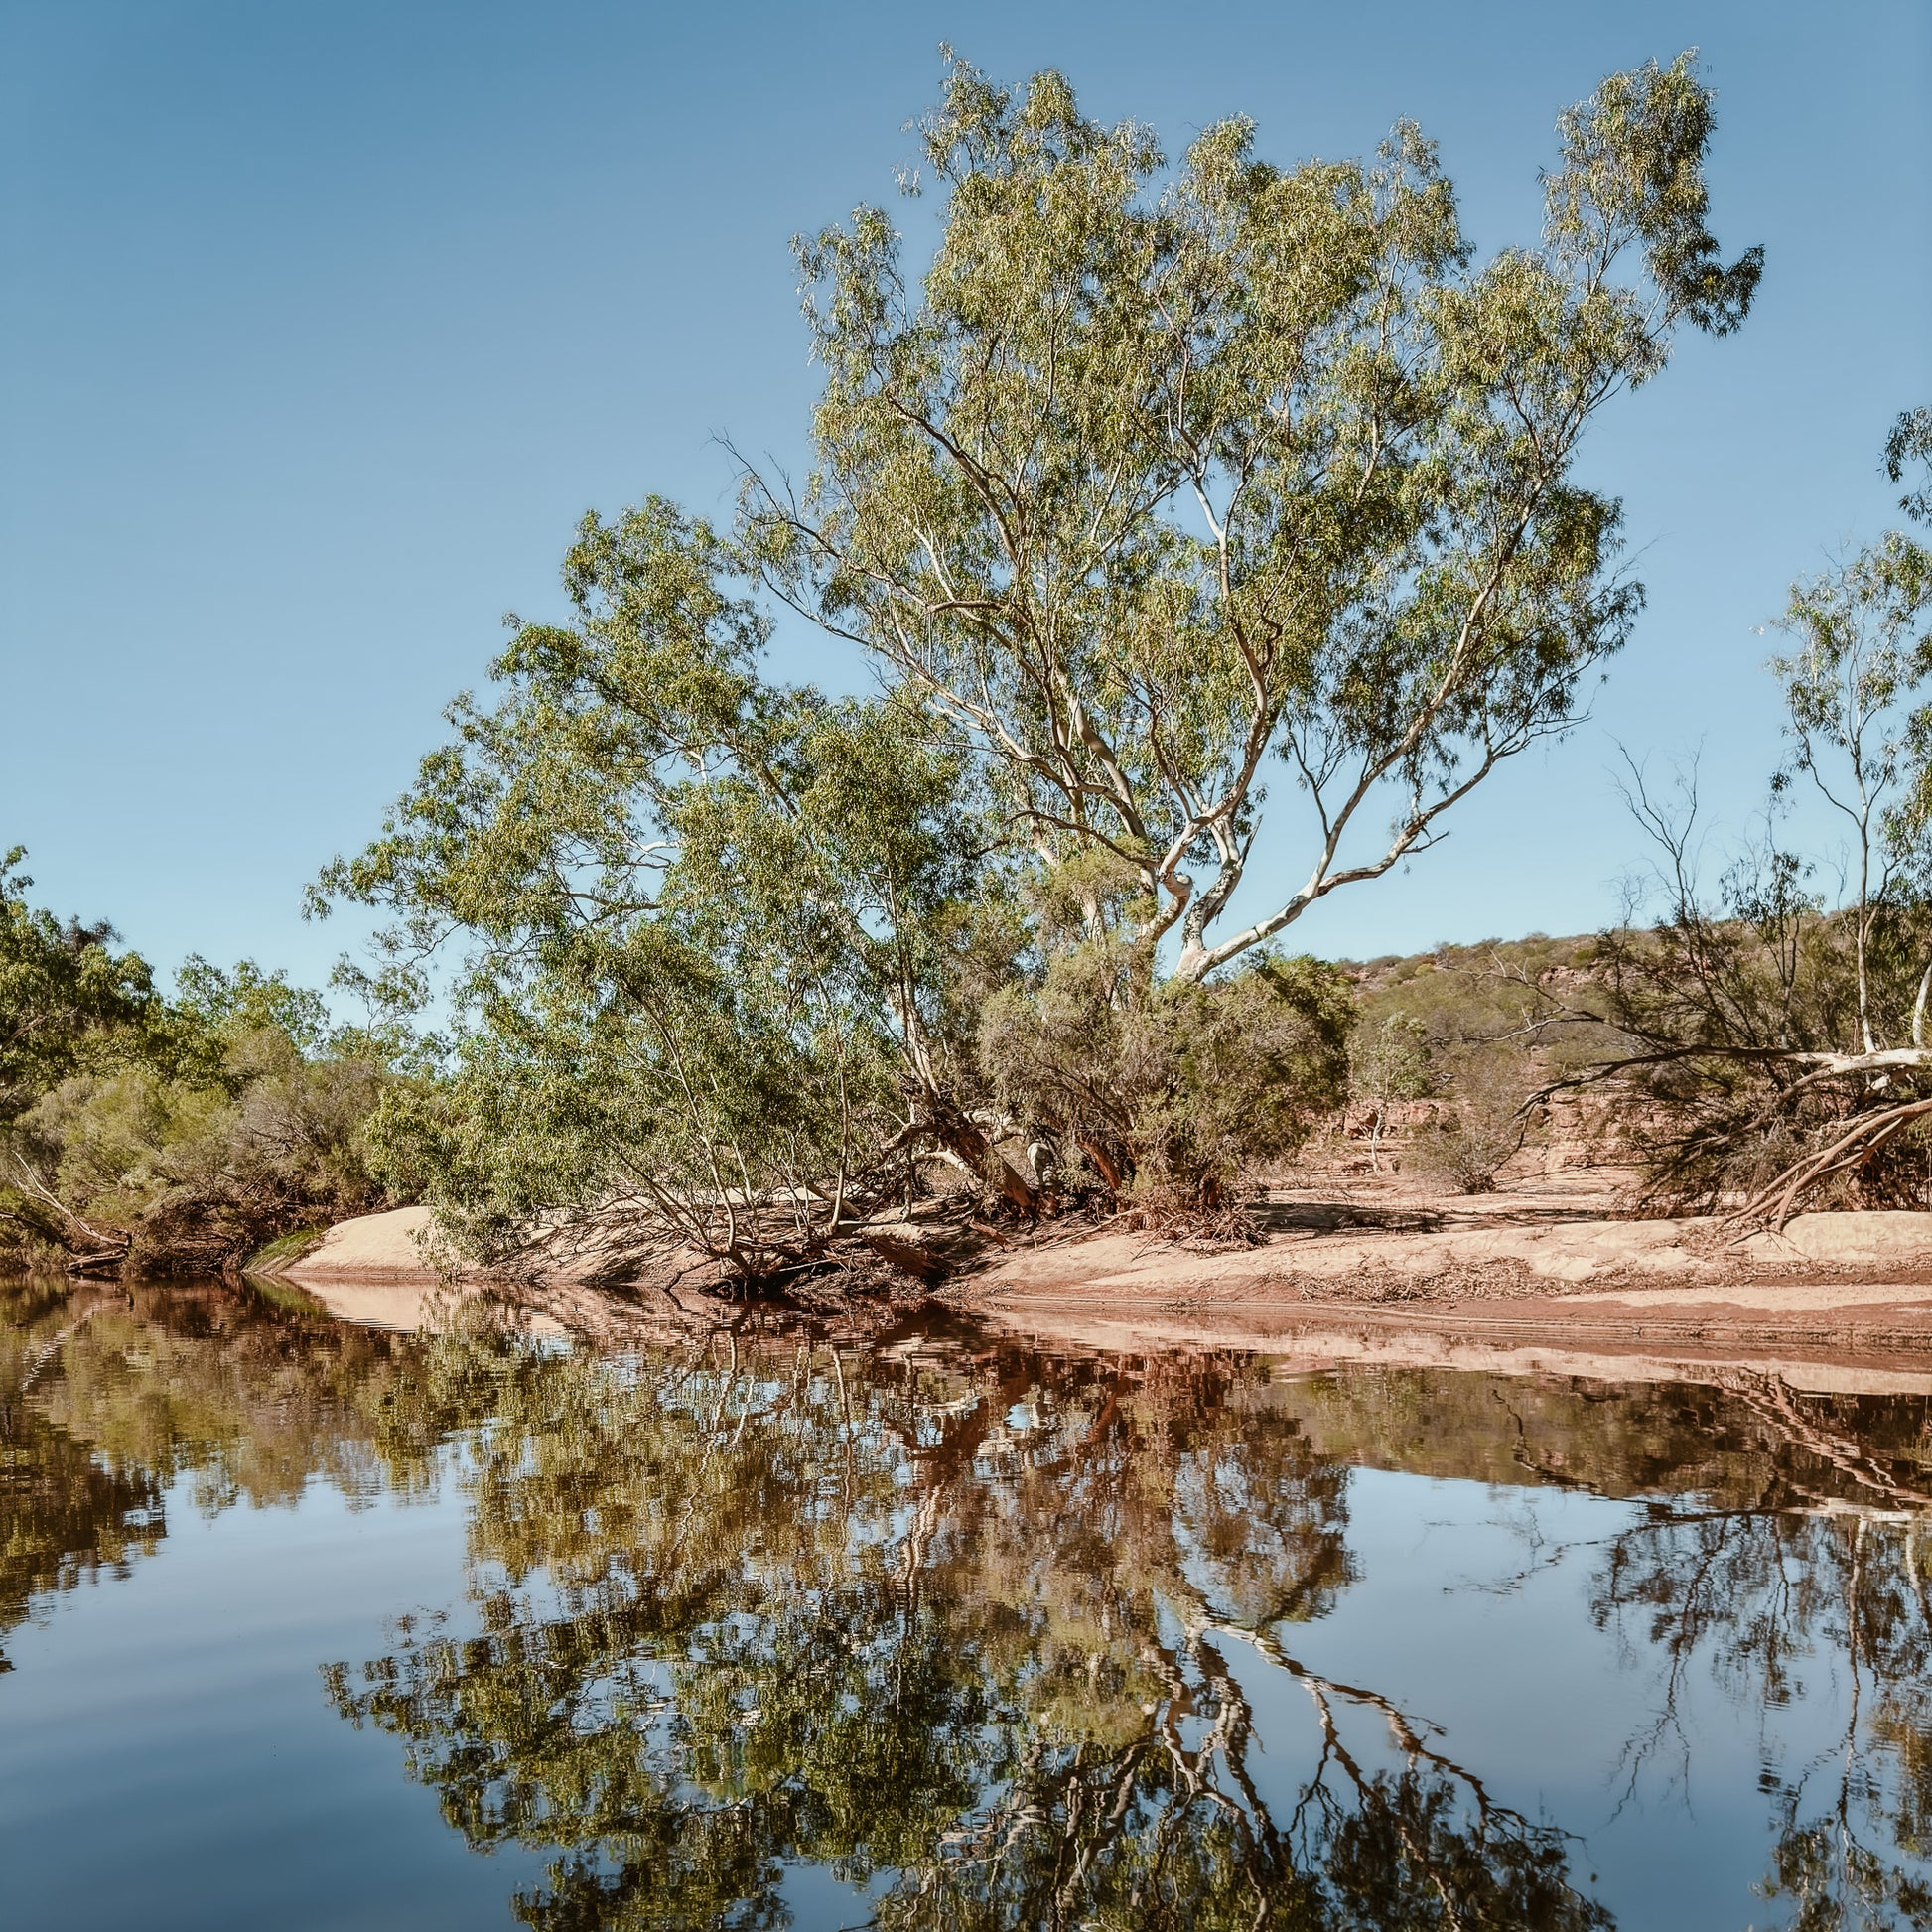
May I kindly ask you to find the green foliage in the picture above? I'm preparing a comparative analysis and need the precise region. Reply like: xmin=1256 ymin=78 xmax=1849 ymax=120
xmin=245 ymin=1226 xmax=327 ymax=1271
xmin=1775 ymin=536 xmax=1932 ymax=782
xmin=0 ymin=847 xmax=156 ymax=1126
xmin=321 ymin=53 xmax=1758 ymax=1265
xmin=1407 ymin=1044 xmax=1539 ymax=1193
xmin=173 ymin=954 xmax=334 ymax=1065
xmin=982 ymin=943 xmax=1352 ymax=1210
xmin=1341 ymin=936 xmax=1608 ymax=1184
xmin=323 ymin=500 xmax=989 ymax=1280
xmin=3 ymin=1016 xmax=395 ymax=1275
xmin=1349 ymin=1010 xmax=1433 ymax=1168
xmin=0 ymin=861 xmax=398 ymax=1271
xmin=756 ymin=50 xmax=1755 ymax=982
xmin=1887 ymin=402 xmax=1932 ymax=528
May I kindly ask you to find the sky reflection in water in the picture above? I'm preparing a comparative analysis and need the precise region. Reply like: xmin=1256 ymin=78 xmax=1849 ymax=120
xmin=4 ymin=1274 xmax=1932 ymax=1930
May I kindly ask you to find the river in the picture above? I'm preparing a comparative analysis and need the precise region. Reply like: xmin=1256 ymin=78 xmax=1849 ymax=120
xmin=4 ymin=1272 xmax=1931 ymax=1929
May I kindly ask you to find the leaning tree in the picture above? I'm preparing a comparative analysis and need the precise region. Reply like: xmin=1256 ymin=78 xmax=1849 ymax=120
xmin=326 ymin=53 xmax=1760 ymax=1276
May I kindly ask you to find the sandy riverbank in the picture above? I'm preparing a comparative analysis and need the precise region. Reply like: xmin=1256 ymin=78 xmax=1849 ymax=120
xmin=269 ymin=1171 xmax=1932 ymax=1356
xmin=956 ymin=1168 xmax=1932 ymax=1353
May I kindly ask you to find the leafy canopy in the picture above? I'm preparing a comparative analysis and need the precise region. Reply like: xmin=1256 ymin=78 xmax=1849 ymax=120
xmin=322 ymin=52 xmax=1759 ymax=1255
xmin=749 ymin=49 xmax=1759 ymax=979
xmin=0 ymin=846 xmax=156 ymax=1126
xmin=323 ymin=502 xmax=991 ymax=1274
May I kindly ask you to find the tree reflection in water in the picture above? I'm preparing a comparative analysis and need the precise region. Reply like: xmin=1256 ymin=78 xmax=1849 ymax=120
xmin=1 ymin=1280 xmax=162 ymax=1669
xmin=327 ymin=1332 xmax=1608 ymax=1930
xmin=1569 ymin=1372 xmax=1932 ymax=1931
xmin=14 ymin=1273 xmax=1932 ymax=1927
xmin=0 ymin=1273 xmax=444 ymax=1669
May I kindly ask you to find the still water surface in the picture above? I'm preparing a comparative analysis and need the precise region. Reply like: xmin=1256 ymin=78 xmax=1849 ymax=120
xmin=5 ymin=1273 xmax=1932 ymax=1929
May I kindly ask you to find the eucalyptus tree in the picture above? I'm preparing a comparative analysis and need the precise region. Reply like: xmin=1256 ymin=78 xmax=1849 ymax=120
xmin=1350 ymin=1011 xmax=1433 ymax=1171
xmin=1715 ymin=502 xmax=1932 ymax=1223
xmin=321 ymin=501 xmax=1019 ymax=1281
xmin=749 ymin=51 xmax=1760 ymax=983
xmin=1888 ymin=404 xmax=1932 ymax=527
xmin=327 ymin=52 xmax=1760 ymax=1260
xmin=1769 ymin=531 xmax=1932 ymax=1055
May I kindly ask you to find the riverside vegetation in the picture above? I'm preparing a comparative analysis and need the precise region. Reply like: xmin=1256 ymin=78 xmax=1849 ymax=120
xmin=0 ymin=853 xmax=404 ymax=1276
xmin=5 ymin=57 xmax=1931 ymax=1291
xmin=313 ymin=49 xmax=1761 ymax=1284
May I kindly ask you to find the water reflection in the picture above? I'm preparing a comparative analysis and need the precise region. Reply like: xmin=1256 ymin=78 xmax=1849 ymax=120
xmin=9 ymin=1276 xmax=1932 ymax=1929
xmin=0 ymin=1275 xmax=450 ymax=1669
xmin=1 ymin=1281 xmax=163 ymax=1667
xmin=1586 ymin=1440 xmax=1932 ymax=1929
xmin=330 ymin=1341 xmax=1602 ymax=1930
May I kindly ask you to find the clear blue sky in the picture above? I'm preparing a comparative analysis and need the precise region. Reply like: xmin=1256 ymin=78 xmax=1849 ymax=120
xmin=3 ymin=0 xmax=1928 ymax=991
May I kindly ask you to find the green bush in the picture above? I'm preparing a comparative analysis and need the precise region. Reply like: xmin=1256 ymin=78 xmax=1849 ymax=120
xmin=981 ymin=944 xmax=1352 ymax=1219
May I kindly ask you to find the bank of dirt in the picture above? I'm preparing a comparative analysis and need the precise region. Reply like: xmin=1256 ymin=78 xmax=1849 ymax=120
xmin=269 ymin=1169 xmax=1932 ymax=1355
xmin=953 ymin=1167 xmax=1932 ymax=1359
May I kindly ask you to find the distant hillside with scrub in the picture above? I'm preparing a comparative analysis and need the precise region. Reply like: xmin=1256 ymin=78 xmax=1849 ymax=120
xmin=1326 ymin=933 xmax=1622 ymax=1191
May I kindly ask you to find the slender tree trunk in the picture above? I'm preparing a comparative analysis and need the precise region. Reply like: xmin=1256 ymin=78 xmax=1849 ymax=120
xmin=1856 ymin=835 xmax=1875 ymax=1053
